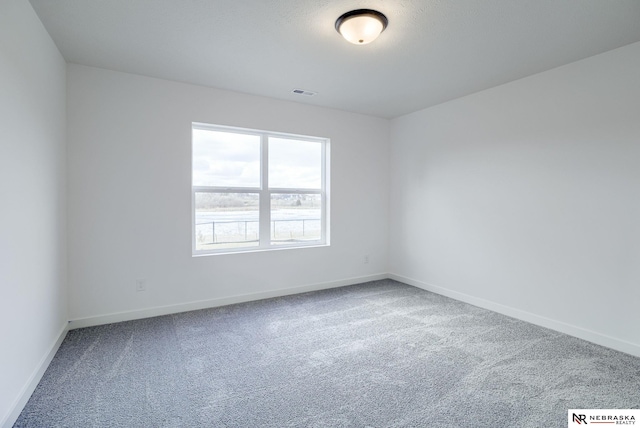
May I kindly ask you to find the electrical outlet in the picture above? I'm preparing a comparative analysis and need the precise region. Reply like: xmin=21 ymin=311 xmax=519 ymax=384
xmin=364 ymin=255 xmax=370 ymax=264
xmin=135 ymin=279 xmax=147 ymax=292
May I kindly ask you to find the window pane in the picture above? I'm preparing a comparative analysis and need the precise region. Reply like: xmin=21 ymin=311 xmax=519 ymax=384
xmin=271 ymin=194 xmax=321 ymax=245
xmin=195 ymin=192 xmax=259 ymax=251
xmin=193 ymin=129 xmax=260 ymax=187
xmin=268 ymin=137 xmax=321 ymax=189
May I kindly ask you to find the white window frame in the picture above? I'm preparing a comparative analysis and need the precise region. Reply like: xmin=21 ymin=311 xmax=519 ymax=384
xmin=192 ymin=122 xmax=330 ymax=256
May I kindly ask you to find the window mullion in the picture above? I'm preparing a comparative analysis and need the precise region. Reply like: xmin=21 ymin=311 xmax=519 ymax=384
xmin=259 ymin=135 xmax=271 ymax=248
xmin=192 ymin=188 xmax=196 ymax=254
xmin=193 ymin=186 xmax=259 ymax=193
xmin=321 ymin=141 xmax=328 ymax=244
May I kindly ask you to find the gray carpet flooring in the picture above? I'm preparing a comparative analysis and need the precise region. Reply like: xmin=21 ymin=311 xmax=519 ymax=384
xmin=14 ymin=279 xmax=640 ymax=427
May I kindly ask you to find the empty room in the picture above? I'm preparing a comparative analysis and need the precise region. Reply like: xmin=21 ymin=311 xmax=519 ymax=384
xmin=2 ymin=0 xmax=640 ymax=426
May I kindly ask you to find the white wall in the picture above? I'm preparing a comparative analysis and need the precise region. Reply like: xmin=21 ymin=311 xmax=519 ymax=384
xmin=66 ymin=65 xmax=389 ymax=323
xmin=389 ymin=41 xmax=640 ymax=355
xmin=0 ymin=0 xmax=67 ymax=425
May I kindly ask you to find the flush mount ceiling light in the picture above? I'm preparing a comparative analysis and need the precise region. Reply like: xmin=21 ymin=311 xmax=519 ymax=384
xmin=335 ymin=9 xmax=388 ymax=45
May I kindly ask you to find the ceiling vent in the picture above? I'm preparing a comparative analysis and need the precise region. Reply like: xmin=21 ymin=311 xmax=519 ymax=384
xmin=292 ymin=89 xmax=317 ymax=96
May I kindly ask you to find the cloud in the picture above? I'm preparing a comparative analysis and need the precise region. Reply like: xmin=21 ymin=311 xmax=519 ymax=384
xmin=193 ymin=129 xmax=323 ymax=189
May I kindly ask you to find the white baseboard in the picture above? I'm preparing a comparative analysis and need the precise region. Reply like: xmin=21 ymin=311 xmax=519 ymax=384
xmin=68 ymin=273 xmax=389 ymax=330
xmin=68 ymin=272 xmax=640 ymax=357
xmin=1 ymin=323 xmax=68 ymax=428
xmin=389 ymin=273 xmax=640 ymax=358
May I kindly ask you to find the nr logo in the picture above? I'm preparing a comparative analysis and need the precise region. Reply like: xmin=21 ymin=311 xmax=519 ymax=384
xmin=573 ymin=413 xmax=588 ymax=424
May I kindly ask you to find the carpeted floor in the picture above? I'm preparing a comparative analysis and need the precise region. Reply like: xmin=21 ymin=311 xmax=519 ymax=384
xmin=14 ymin=279 xmax=640 ymax=427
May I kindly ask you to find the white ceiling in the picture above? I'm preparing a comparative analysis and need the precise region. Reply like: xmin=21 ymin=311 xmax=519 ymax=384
xmin=29 ymin=0 xmax=640 ymax=119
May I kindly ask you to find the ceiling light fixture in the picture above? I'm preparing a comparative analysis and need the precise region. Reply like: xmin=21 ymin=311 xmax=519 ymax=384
xmin=335 ymin=9 xmax=388 ymax=45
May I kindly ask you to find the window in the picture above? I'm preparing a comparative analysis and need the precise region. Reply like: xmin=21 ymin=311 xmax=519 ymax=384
xmin=192 ymin=123 xmax=329 ymax=255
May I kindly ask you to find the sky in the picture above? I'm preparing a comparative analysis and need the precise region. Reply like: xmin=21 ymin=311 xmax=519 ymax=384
xmin=193 ymin=128 xmax=322 ymax=189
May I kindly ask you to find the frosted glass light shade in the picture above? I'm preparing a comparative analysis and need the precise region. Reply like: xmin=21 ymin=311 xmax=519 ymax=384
xmin=335 ymin=9 xmax=388 ymax=45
